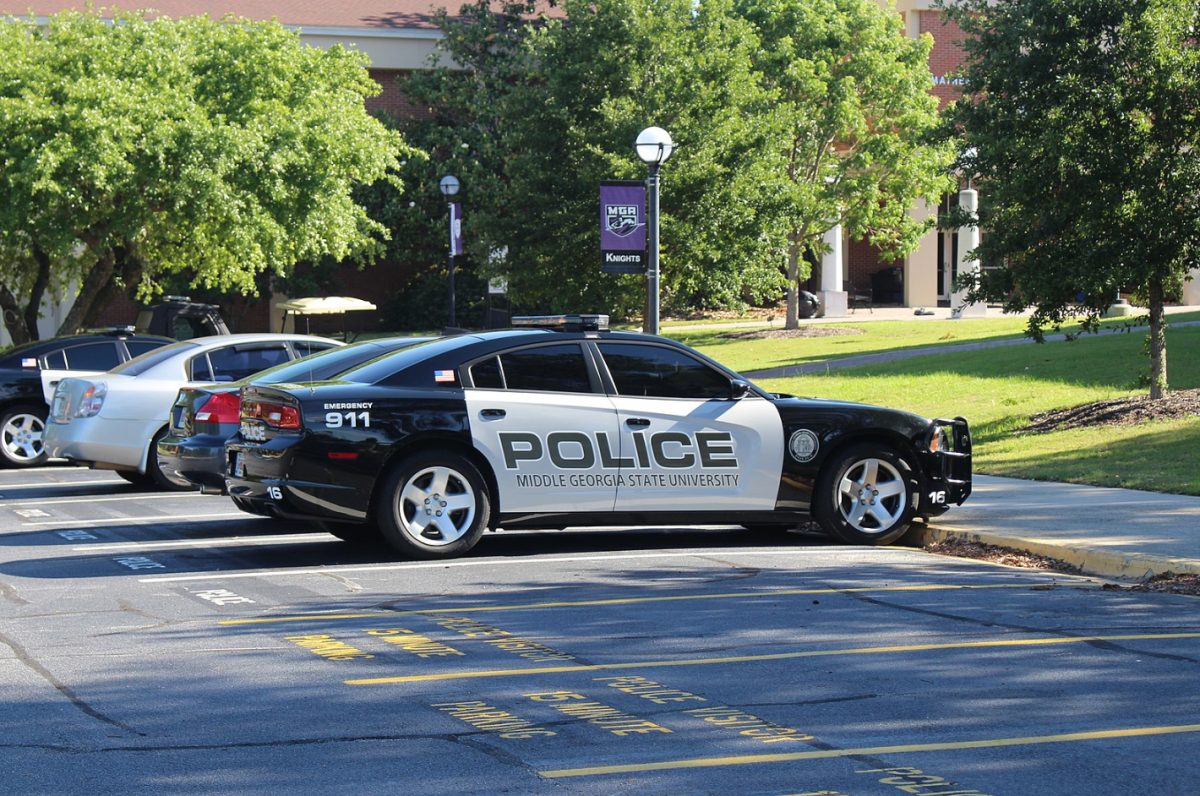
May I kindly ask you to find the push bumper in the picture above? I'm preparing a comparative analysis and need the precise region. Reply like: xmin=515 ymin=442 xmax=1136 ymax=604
xmin=920 ymin=416 xmax=973 ymax=516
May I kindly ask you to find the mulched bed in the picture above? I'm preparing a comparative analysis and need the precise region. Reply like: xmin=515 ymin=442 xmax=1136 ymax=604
xmin=924 ymin=539 xmax=1082 ymax=574
xmin=1022 ymin=387 xmax=1200 ymax=433
xmin=719 ymin=325 xmax=865 ymax=341
xmin=926 ymin=539 xmax=1200 ymax=596
xmin=1101 ymin=572 xmax=1200 ymax=597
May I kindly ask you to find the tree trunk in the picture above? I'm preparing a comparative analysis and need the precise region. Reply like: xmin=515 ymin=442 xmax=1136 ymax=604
xmin=785 ymin=230 xmax=800 ymax=330
xmin=83 ymin=250 xmax=141 ymax=329
xmin=56 ymin=250 xmax=116 ymax=336
xmin=0 ymin=283 xmax=32 ymax=345
xmin=1147 ymin=277 xmax=1167 ymax=400
xmin=23 ymin=248 xmax=52 ymax=341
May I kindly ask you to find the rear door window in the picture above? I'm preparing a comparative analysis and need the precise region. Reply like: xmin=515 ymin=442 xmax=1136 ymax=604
xmin=498 ymin=344 xmax=593 ymax=393
xmin=206 ymin=345 xmax=292 ymax=382
xmin=63 ymin=342 xmax=122 ymax=371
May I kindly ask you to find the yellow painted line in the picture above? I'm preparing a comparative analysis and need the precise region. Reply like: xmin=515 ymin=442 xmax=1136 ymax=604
xmin=540 ymin=722 xmax=1200 ymax=778
xmin=219 ymin=582 xmax=1060 ymax=626
xmin=344 ymin=631 xmax=1200 ymax=686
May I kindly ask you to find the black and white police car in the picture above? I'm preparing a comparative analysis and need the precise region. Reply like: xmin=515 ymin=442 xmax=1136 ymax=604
xmin=226 ymin=314 xmax=971 ymax=558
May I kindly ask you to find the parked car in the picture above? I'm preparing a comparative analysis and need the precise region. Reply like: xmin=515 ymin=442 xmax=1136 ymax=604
xmin=158 ymin=336 xmax=432 ymax=496
xmin=0 ymin=329 xmax=173 ymax=468
xmin=134 ymin=296 xmax=231 ymax=340
xmin=226 ymin=314 xmax=972 ymax=559
xmin=44 ymin=334 xmax=339 ymax=489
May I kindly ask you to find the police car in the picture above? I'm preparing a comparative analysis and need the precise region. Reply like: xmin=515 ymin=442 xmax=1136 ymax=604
xmin=226 ymin=315 xmax=971 ymax=558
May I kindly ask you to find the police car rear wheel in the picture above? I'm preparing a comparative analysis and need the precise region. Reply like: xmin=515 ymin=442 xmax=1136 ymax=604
xmin=0 ymin=404 xmax=49 ymax=468
xmin=376 ymin=451 xmax=490 ymax=559
xmin=814 ymin=443 xmax=916 ymax=546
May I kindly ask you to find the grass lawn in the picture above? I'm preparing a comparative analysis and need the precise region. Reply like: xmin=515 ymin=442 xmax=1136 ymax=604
xmin=674 ymin=310 xmax=1200 ymax=374
xmin=751 ymin=325 xmax=1200 ymax=495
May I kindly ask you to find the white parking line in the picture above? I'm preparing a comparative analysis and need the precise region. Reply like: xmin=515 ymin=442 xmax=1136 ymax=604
xmin=22 ymin=512 xmax=251 ymax=528
xmin=7 ymin=493 xmax=210 ymax=508
xmin=138 ymin=548 xmax=884 ymax=583
xmin=76 ymin=534 xmax=326 ymax=552
xmin=0 ymin=478 xmax=125 ymax=490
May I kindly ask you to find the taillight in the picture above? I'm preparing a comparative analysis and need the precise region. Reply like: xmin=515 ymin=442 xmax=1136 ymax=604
xmin=77 ymin=382 xmax=107 ymax=417
xmin=194 ymin=392 xmax=241 ymax=424
xmin=241 ymin=399 xmax=302 ymax=430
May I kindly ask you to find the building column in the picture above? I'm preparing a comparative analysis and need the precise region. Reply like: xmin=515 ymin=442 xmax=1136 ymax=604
xmin=951 ymin=187 xmax=986 ymax=318
xmin=818 ymin=223 xmax=848 ymax=317
xmin=1182 ymin=268 xmax=1200 ymax=306
xmin=904 ymin=199 xmax=939 ymax=308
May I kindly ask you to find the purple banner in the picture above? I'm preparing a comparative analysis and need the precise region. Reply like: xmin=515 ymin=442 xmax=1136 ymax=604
xmin=600 ymin=181 xmax=646 ymax=273
xmin=450 ymin=202 xmax=464 ymax=257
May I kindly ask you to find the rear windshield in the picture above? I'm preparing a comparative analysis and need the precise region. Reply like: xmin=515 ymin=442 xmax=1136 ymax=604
xmin=338 ymin=337 xmax=475 ymax=385
xmin=256 ymin=337 xmax=431 ymax=385
xmin=109 ymin=340 xmax=199 ymax=376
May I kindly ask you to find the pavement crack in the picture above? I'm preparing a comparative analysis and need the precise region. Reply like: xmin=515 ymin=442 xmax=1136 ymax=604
xmin=322 ymin=573 xmax=364 ymax=593
xmin=0 ymin=631 xmax=145 ymax=738
xmin=0 ymin=579 xmax=29 ymax=605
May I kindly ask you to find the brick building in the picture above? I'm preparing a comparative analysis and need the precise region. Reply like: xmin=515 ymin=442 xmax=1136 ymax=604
xmin=5 ymin=1 xmax=1190 ymax=341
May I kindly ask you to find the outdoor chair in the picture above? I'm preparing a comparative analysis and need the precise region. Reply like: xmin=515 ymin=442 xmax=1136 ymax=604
xmin=845 ymin=280 xmax=873 ymax=314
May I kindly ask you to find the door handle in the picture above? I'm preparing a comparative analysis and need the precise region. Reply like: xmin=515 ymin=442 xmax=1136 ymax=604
xmin=480 ymin=408 xmax=506 ymax=419
xmin=625 ymin=417 xmax=651 ymax=428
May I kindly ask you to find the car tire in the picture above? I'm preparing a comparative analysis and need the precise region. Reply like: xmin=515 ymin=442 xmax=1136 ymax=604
xmin=146 ymin=428 xmax=196 ymax=492
xmin=0 ymin=404 xmax=50 ymax=468
xmin=813 ymin=443 xmax=917 ymax=546
xmin=116 ymin=470 xmax=153 ymax=487
xmin=375 ymin=450 xmax=491 ymax=560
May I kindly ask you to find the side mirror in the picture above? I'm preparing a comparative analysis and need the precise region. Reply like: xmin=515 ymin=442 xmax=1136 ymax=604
xmin=729 ymin=379 xmax=751 ymax=400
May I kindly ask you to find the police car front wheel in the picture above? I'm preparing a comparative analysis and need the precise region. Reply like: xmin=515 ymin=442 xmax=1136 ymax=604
xmin=376 ymin=451 xmax=491 ymax=559
xmin=814 ymin=443 xmax=917 ymax=546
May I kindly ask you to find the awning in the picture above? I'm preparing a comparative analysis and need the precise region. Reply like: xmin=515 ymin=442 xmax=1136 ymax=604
xmin=276 ymin=296 xmax=377 ymax=315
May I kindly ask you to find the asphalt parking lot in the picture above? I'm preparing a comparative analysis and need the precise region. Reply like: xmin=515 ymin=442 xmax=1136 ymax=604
xmin=2 ymin=466 xmax=1199 ymax=795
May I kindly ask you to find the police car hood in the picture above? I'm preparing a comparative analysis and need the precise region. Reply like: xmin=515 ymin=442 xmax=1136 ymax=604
xmin=772 ymin=395 xmax=932 ymax=435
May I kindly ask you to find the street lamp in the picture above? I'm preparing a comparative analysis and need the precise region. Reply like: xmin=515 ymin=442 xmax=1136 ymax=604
xmin=635 ymin=126 xmax=674 ymax=335
xmin=439 ymin=174 xmax=461 ymax=327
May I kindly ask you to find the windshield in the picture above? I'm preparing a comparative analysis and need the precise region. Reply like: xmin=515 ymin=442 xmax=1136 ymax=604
xmin=109 ymin=340 xmax=199 ymax=376
xmin=254 ymin=337 xmax=432 ymax=385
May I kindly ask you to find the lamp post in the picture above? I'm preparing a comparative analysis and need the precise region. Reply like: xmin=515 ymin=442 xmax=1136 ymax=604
xmin=635 ymin=126 xmax=674 ymax=335
xmin=439 ymin=174 xmax=461 ymax=327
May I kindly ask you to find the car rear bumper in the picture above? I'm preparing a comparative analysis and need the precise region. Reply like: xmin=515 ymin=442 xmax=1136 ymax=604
xmin=44 ymin=416 xmax=149 ymax=471
xmin=225 ymin=439 xmax=369 ymax=522
xmin=157 ymin=437 xmax=226 ymax=492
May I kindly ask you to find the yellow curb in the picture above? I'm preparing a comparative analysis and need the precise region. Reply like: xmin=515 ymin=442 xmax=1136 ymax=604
xmin=916 ymin=523 xmax=1200 ymax=581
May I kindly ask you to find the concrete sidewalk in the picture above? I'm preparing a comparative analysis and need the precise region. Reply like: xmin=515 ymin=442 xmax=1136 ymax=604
xmin=910 ymin=474 xmax=1200 ymax=581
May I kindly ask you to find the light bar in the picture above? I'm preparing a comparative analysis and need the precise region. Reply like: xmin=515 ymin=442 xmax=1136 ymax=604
xmin=511 ymin=314 xmax=610 ymax=332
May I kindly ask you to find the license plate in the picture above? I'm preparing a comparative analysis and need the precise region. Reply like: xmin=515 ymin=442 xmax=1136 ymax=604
xmin=233 ymin=452 xmax=244 ymax=477
xmin=51 ymin=395 xmax=67 ymax=421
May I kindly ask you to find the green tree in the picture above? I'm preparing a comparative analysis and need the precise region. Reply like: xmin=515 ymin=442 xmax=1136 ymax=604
xmin=735 ymin=0 xmax=956 ymax=328
xmin=400 ymin=0 xmax=786 ymax=319
xmin=0 ymin=10 xmax=409 ymax=342
xmin=941 ymin=0 xmax=1200 ymax=399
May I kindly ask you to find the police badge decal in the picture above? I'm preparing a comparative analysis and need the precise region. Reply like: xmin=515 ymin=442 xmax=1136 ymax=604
xmin=788 ymin=429 xmax=820 ymax=463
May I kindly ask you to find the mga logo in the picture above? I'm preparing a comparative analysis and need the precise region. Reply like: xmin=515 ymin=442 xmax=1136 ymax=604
xmin=605 ymin=204 xmax=642 ymax=237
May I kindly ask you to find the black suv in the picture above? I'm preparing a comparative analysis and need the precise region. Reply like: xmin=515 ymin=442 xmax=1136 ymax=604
xmin=0 ymin=329 xmax=173 ymax=468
